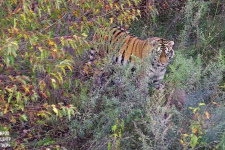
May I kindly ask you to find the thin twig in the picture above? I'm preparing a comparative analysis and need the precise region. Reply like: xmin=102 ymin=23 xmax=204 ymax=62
xmin=40 ymin=13 xmax=68 ymax=33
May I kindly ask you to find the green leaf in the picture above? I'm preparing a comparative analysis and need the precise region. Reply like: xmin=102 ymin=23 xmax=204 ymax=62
xmin=16 ymin=92 xmax=21 ymax=102
xmin=8 ymin=93 xmax=13 ymax=103
xmin=13 ymin=18 xmax=17 ymax=28
xmin=190 ymin=134 xmax=198 ymax=149
xmin=67 ymin=108 xmax=72 ymax=120
xmin=108 ymin=141 xmax=112 ymax=150
xmin=37 ymin=138 xmax=56 ymax=146
xmin=82 ymin=33 xmax=88 ymax=37
xmin=112 ymin=125 xmax=117 ymax=132
xmin=20 ymin=114 xmax=28 ymax=121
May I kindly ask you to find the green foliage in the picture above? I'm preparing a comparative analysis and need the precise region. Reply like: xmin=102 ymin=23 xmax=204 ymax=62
xmin=108 ymin=119 xmax=125 ymax=150
xmin=166 ymin=52 xmax=202 ymax=90
xmin=37 ymin=138 xmax=56 ymax=147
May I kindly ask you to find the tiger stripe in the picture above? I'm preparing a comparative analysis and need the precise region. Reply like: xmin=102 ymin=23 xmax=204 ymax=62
xmin=89 ymin=26 xmax=175 ymax=88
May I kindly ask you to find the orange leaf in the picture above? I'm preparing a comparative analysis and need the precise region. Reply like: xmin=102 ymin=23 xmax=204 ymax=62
xmin=10 ymin=117 xmax=16 ymax=123
xmin=105 ymin=5 xmax=110 ymax=11
xmin=83 ymin=64 xmax=90 ymax=75
xmin=16 ymin=7 xmax=22 ymax=13
xmin=205 ymin=111 xmax=210 ymax=119
xmin=147 ymin=1 xmax=152 ymax=7
xmin=104 ymin=35 xmax=108 ymax=40
xmin=89 ymin=21 xmax=94 ymax=26
xmin=192 ymin=113 xmax=198 ymax=120
xmin=48 ymin=40 xmax=55 ymax=46
xmin=114 ymin=3 xmax=119 ymax=9
xmin=41 ymin=92 xmax=48 ymax=99
xmin=212 ymin=102 xmax=219 ymax=107
xmin=73 ymin=10 xmax=79 ymax=17
xmin=13 ymin=28 xmax=19 ymax=33
xmin=22 ymin=85 xmax=30 ymax=94
xmin=193 ymin=128 xmax=198 ymax=134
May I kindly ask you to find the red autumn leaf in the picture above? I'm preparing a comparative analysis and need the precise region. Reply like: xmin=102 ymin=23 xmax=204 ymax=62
xmin=192 ymin=113 xmax=199 ymax=120
xmin=212 ymin=102 xmax=219 ymax=107
xmin=41 ymin=92 xmax=48 ymax=99
xmin=105 ymin=5 xmax=110 ymax=11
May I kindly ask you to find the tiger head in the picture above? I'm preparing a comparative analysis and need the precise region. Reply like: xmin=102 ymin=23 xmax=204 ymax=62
xmin=150 ymin=37 xmax=174 ymax=67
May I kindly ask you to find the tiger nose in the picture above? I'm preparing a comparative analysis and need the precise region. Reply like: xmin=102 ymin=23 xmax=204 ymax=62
xmin=159 ymin=58 xmax=167 ymax=66
xmin=157 ymin=61 xmax=166 ymax=67
xmin=161 ymin=62 xmax=166 ymax=66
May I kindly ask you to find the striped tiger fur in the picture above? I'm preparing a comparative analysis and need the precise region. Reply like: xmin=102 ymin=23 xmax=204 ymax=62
xmin=87 ymin=27 xmax=175 ymax=88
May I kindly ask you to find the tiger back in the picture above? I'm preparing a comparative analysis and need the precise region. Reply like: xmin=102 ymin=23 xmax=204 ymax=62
xmin=86 ymin=27 xmax=175 ymax=88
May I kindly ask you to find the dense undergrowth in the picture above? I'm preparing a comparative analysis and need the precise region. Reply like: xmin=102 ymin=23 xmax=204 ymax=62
xmin=0 ymin=0 xmax=225 ymax=149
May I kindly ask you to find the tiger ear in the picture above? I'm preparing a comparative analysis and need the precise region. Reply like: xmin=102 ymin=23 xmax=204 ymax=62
xmin=168 ymin=41 xmax=174 ymax=47
xmin=151 ymin=40 xmax=159 ymax=47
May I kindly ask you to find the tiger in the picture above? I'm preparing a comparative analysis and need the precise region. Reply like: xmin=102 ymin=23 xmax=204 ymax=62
xmin=86 ymin=26 xmax=175 ymax=89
